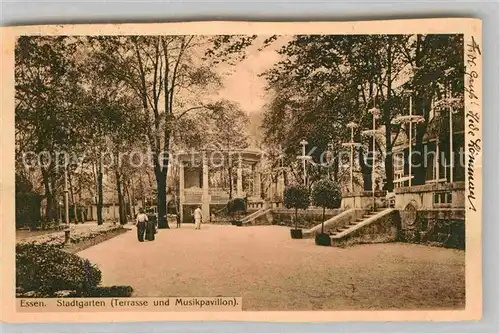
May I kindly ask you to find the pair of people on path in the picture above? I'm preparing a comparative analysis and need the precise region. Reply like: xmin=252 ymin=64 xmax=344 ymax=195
xmin=136 ymin=208 xmax=156 ymax=242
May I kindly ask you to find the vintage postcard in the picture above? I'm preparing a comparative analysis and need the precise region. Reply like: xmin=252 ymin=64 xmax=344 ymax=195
xmin=1 ymin=18 xmax=482 ymax=323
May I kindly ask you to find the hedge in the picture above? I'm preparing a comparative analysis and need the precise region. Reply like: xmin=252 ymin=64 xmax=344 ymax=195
xmin=16 ymin=243 xmax=101 ymax=296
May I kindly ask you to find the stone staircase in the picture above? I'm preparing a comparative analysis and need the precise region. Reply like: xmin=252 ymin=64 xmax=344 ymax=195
xmin=329 ymin=208 xmax=398 ymax=247
xmin=303 ymin=209 xmax=360 ymax=238
xmin=328 ymin=208 xmax=386 ymax=238
xmin=241 ymin=208 xmax=273 ymax=225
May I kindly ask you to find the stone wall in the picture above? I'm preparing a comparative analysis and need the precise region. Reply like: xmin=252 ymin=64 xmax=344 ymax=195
xmin=399 ymin=207 xmax=465 ymax=249
xmin=329 ymin=207 xmax=465 ymax=250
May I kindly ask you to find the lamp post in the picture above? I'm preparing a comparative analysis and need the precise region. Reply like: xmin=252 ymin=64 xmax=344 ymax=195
xmin=297 ymin=139 xmax=312 ymax=186
xmin=362 ymin=108 xmax=382 ymax=210
xmin=64 ymin=163 xmax=70 ymax=245
xmin=446 ymin=86 xmax=460 ymax=183
xmin=393 ymin=93 xmax=425 ymax=187
xmin=59 ymin=200 xmax=63 ymax=222
xmin=326 ymin=143 xmax=334 ymax=180
xmin=342 ymin=122 xmax=361 ymax=193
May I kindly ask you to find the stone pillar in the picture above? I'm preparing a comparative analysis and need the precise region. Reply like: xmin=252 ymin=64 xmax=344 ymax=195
xmin=237 ymin=156 xmax=243 ymax=198
xmin=254 ymin=163 xmax=261 ymax=199
xmin=202 ymin=158 xmax=210 ymax=222
xmin=277 ymin=172 xmax=285 ymax=201
xmin=179 ymin=163 xmax=185 ymax=223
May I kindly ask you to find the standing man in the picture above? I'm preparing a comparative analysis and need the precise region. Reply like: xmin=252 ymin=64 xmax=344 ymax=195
xmin=176 ymin=212 xmax=181 ymax=228
xmin=193 ymin=205 xmax=203 ymax=230
xmin=136 ymin=208 xmax=148 ymax=242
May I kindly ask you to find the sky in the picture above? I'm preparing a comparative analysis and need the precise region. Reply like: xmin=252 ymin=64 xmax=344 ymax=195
xmin=215 ymin=36 xmax=291 ymax=115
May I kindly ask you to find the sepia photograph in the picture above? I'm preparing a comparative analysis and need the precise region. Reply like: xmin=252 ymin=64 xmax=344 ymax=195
xmin=1 ymin=19 xmax=482 ymax=322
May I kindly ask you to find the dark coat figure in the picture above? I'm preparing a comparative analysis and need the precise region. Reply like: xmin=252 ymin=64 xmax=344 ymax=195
xmin=176 ymin=213 xmax=181 ymax=228
xmin=145 ymin=220 xmax=156 ymax=241
xmin=136 ymin=208 xmax=148 ymax=242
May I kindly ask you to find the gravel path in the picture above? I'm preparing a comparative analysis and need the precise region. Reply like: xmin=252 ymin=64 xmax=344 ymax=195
xmin=78 ymin=224 xmax=465 ymax=311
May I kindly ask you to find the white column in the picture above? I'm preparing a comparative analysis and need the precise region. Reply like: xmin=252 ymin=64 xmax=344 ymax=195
xmin=251 ymin=164 xmax=257 ymax=197
xmin=255 ymin=163 xmax=261 ymax=199
xmin=435 ymin=139 xmax=440 ymax=182
xmin=179 ymin=163 xmax=185 ymax=222
xmin=447 ymin=86 xmax=454 ymax=183
xmin=237 ymin=156 xmax=243 ymax=197
xmin=408 ymin=95 xmax=413 ymax=187
xmin=449 ymin=107 xmax=454 ymax=183
xmin=202 ymin=159 xmax=209 ymax=222
xmin=372 ymin=114 xmax=376 ymax=206
xmin=277 ymin=172 xmax=285 ymax=200
xmin=302 ymin=146 xmax=307 ymax=185
xmin=350 ymin=126 xmax=354 ymax=192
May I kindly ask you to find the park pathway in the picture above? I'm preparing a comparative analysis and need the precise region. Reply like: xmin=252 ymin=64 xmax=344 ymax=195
xmin=78 ymin=224 xmax=465 ymax=311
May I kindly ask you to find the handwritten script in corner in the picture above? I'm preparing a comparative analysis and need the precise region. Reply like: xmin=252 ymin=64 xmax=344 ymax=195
xmin=465 ymin=36 xmax=481 ymax=212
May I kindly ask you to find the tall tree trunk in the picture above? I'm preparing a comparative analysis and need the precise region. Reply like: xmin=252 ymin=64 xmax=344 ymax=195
xmin=413 ymin=34 xmax=427 ymax=185
xmin=333 ymin=156 xmax=339 ymax=183
xmin=78 ymin=192 xmax=85 ymax=222
xmin=228 ymin=166 xmax=233 ymax=199
xmin=321 ymin=207 xmax=325 ymax=234
xmin=68 ymin=171 xmax=77 ymax=223
xmin=295 ymin=208 xmax=298 ymax=230
xmin=384 ymin=35 xmax=395 ymax=192
xmin=126 ymin=179 xmax=134 ymax=219
xmin=359 ymin=146 xmax=372 ymax=191
xmin=115 ymin=168 xmax=127 ymax=225
xmin=41 ymin=167 xmax=57 ymax=221
xmin=97 ymin=160 xmax=103 ymax=225
xmin=155 ymin=163 xmax=169 ymax=229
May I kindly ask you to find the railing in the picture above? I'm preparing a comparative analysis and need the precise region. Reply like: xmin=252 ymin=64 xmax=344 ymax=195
xmin=184 ymin=188 xmax=202 ymax=203
xmin=184 ymin=187 xmax=260 ymax=205
xmin=209 ymin=188 xmax=230 ymax=203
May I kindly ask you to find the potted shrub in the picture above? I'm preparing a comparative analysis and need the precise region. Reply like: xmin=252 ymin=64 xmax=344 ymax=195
xmin=227 ymin=198 xmax=246 ymax=226
xmin=311 ymin=179 xmax=342 ymax=246
xmin=284 ymin=185 xmax=310 ymax=239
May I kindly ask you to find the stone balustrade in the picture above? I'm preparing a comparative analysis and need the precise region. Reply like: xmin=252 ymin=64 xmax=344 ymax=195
xmin=394 ymin=181 xmax=465 ymax=210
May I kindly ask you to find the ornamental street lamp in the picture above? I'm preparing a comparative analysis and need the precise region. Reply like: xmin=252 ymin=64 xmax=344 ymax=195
xmin=392 ymin=93 xmax=425 ymax=187
xmin=297 ymin=139 xmax=312 ymax=186
xmin=362 ymin=108 xmax=383 ymax=210
xmin=433 ymin=85 xmax=460 ymax=183
xmin=342 ymin=122 xmax=362 ymax=193
xmin=446 ymin=87 xmax=460 ymax=183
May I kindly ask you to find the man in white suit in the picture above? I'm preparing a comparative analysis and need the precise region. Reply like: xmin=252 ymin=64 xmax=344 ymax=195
xmin=193 ymin=206 xmax=203 ymax=230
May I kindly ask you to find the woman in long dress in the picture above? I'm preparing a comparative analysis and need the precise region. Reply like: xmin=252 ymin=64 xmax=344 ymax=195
xmin=145 ymin=213 xmax=156 ymax=241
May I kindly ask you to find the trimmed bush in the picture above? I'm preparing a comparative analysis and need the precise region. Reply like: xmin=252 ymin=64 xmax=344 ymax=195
xmin=16 ymin=243 xmax=101 ymax=296
xmin=284 ymin=185 xmax=310 ymax=231
xmin=311 ymin=179 xmax=342 ymax=234
xmin=227 ymin=198 xmax=247 ymax=223
xmin=227 ymin=198 xmax=246 ymax=215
